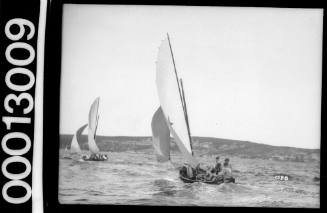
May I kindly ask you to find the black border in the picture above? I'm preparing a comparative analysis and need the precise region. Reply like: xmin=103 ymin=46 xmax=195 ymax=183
xmin=44 ymin=1 xmax=325 ymax=212
xmin=0 ymin=0 xmax=42 ymax=212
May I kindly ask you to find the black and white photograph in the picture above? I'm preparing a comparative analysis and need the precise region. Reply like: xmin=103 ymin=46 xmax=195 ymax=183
xmin=58 ymin=5 xmax=322 ymax=207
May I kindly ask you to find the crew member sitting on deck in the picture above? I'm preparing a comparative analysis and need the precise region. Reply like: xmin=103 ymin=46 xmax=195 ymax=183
xmin=224 ymin=158 xmax=232 ymax=170
xmin=195 ymin=163 xmax=206 ymax=175
xmin=211 ymin=156 xmax=222 ymax=174
xmin=205 ymin=166 xmax=216 ymax=181
xmin=221 ymin=158 xmax=235 ymax=183
xmin=185 ymin=164 xmax=196 ymax=179
xmin=82 ymin=154 xmax=90 ymax=161
xmin=194 ymin=163 xmax=208 ymax=180
xmin=93 ymin=153 xmax=99 ymax=160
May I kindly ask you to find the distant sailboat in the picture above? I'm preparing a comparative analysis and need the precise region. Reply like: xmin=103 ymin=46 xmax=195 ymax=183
xmin=70 ymin=124 xmax=88 ymax=153
xmin=151 ymin=34 xmax=199 ymax=168
xmin=69 ymin=97 xmax=107 ymax=161
xmin=82 ymin=97 xmax=108 ymax=161
xmin=63 ymin=124 xmax=87 ymax=159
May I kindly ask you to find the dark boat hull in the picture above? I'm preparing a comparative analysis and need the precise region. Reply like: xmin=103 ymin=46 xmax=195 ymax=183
xmin=179 ymin=174 xmax=235 ymax=185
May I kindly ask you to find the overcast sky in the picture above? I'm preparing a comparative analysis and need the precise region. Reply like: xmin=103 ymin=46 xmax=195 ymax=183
xmin=60 ymin=5 xmax=322 ymax=149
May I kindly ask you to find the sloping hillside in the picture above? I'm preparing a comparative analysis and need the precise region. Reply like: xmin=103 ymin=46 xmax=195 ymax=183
xmin=60 ymin=135 xmax=320 ymax=163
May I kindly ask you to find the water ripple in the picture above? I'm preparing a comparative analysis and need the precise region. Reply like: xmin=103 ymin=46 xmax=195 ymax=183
xmin=58 ymin=151 xmax=319 ymax=207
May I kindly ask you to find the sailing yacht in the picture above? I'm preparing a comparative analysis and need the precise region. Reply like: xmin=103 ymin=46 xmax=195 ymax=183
xmin=63 ymin=124 xmax=87 ymax=159
xmin=151 ymin=34 xmax=233 ymax=184
xmin=69 ymin=97 xmax=108 ymax=161
xmin=151 ymin=33 xmax=198 ymax=174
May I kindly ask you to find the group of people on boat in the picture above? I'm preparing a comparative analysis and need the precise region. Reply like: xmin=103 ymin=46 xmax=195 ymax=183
xmin=180 ymin=156 xmax=235 ymax=183
xmin=82 ymin=153 xmax=108 ymax=161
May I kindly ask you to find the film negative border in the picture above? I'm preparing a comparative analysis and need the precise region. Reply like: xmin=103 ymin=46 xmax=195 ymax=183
xmin=0 ymin=0 xmax=48 ymax=212
xmin=44 ymin=0 xmax=325 ymax=212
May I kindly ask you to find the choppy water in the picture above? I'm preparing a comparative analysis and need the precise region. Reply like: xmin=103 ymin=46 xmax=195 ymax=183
xmin=58 ymin=150 xmax=319 ymax=207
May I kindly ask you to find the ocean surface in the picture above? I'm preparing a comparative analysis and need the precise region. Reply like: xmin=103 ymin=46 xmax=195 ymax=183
xmin=58 ymin=150 xmax=320 ymax=207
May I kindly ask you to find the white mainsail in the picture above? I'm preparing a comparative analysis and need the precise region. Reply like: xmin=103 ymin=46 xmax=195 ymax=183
xmin=88 ymin=97 xmax=100 ymax=153
xmin=151 ymin=107 xmax=171 ymax=162
xmin=155 ymin=35 xmax=198 ymax=167
xmin=70 ymin=124 xmax=87 ymax=153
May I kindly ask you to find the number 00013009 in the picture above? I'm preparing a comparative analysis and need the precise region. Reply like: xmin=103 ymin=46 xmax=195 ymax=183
xmin=1 ymin=18 xmax=35 ymax=204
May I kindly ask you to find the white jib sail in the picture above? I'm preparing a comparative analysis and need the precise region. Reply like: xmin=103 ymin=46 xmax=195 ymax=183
xmin=156 ymin=36 xmax=198 ymax=167
xmin=88 ymin=97 xmax=100 ymax=153
xmin=151 ymin=107 xmax=171 ymax=162
xmin=70 ymin=124 xmax=87 ymax=153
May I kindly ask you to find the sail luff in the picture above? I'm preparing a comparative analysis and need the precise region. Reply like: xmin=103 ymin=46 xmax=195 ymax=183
xmin=155 ymin=35 xmax=198 ymax=167
xmin=167 ymin=34 xmax=194 ymax=155
xmin=180 ymin=79 xmax=194 ymax=155
xmin=167 ymin=33 xmax=185 ymax=112
xmin=88 ymin=98 xmax=100 ymax=153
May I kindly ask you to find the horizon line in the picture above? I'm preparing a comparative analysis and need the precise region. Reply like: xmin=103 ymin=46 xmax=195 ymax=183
xmin=59 ymin=133 xmax=320 ymax=150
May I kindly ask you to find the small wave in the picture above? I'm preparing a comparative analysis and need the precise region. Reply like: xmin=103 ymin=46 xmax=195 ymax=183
xmin=258 ymin=200 xmax=293 ymax=207
xmin=128 ymin=198 xmax=180 ymax=206
xmin=282 ymin=187 xmax=309 ymax=195
xmin=153 ymin=179 xmax=176 ymax=188
xmin=59 ymin=193 xmax=77 ymax=196
xmin=88 ymin=191 xmax=104 ymax=196
xmin=163 ymin=177 xmax=177 ymax=182
xmin=255 ymin=172 xmax=265 ymax=177
xmin=124 ymin=170 xmax=142 ymax=176
xmin=59 ymin=152 xmax=319 ymax=207
xmin=74 ymin=198 xmax=89 ymax=202
xmin=313 ymin=176 xmax=320 ymax=182
xmin=153 ymin=190 xmax=178 ymax=197
xmin=216 ymin=182 xmax=251 ymax=193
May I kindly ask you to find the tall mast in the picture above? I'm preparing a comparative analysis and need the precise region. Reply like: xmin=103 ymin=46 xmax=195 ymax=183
xmin=167 ymin=33 xmax=193 ymax=155
xmin=180 ymin=79 xmax=194 ymax=155
xmin=167 ymin=33 xmax=185 ymax=111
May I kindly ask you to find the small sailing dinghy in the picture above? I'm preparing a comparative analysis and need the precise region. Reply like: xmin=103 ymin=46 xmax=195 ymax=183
xmin=71 ymin=97 xmax=108 ymax=161
xmin=152 ymin=34 xmax=233 ymax=185
xmin=82 ymin=97 xmax=108 ymax=161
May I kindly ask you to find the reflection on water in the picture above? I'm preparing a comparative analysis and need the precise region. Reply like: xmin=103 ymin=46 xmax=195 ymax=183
xmin=59 ymin=150 xmax=319 ymax=207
